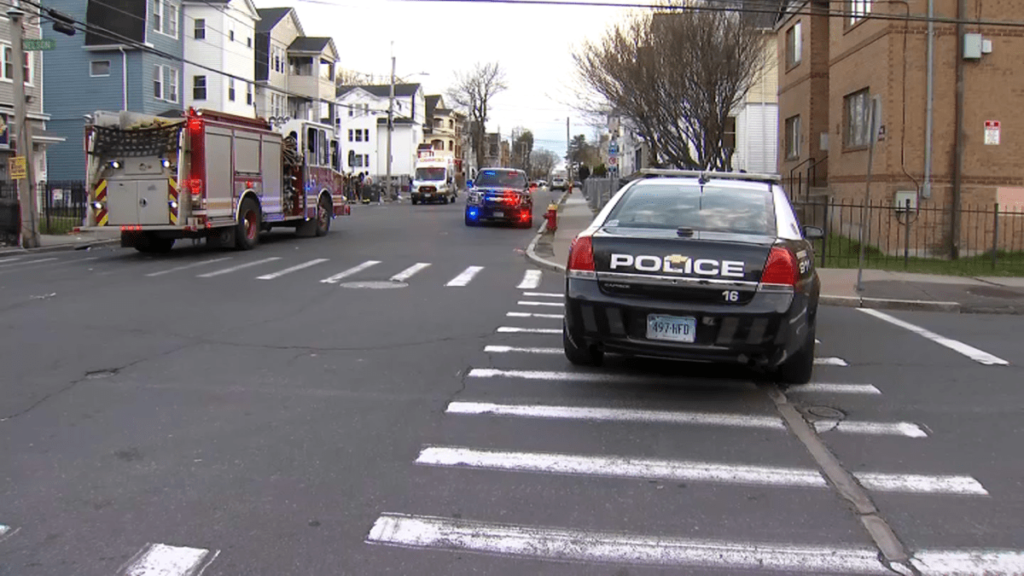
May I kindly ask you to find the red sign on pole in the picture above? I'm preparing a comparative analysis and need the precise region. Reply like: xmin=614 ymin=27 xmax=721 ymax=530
xmin=985 ymin=120 xmax=1001 ymax=145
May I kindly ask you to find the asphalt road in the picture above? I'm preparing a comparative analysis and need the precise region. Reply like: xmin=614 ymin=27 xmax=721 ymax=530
xmin=1 ymin=188 xmax=1022 ymax=575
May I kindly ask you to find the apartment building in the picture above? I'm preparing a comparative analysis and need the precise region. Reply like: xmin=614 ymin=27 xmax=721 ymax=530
xmin=182 ymin=0 xmax=259 ymax=118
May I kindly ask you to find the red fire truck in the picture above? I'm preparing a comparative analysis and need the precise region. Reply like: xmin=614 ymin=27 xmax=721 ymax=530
xmin=82 ymin=108 xmax=349 ymax=252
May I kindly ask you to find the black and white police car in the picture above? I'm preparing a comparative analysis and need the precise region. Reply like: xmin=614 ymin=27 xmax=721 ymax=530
xmin=563 ymin=169 xmax=823 ymax=384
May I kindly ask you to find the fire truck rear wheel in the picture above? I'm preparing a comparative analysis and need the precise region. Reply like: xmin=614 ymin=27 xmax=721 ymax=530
xmin=236 ymin=197 xmax=260 ymax=250
xmin=316 ymin=196 xmax=331 ymax=237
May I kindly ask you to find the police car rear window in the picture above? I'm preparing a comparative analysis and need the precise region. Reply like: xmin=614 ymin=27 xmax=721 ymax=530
xmin=606 ymin=184 xmax=776 ymax=235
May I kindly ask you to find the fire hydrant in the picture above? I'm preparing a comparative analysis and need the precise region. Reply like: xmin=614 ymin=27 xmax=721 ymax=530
xmin=545 ymin=204 xmax=558 ymax=232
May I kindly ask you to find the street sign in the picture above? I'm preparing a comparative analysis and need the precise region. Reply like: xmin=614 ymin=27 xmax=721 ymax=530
xmin=23 ymin=38 xmax=56 ymax=51
xmin=607 ymin=156 xmax=618 ymax=166
xmin=985 ymin=120 xmax=1000 ymax=145
xmin=608 ymin=142 xmax=619 ymax=154
xmin=8 ymin=156 xmax=26 ymax=180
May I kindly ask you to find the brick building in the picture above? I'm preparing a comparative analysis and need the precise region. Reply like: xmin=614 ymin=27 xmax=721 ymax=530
xmin=777 ymin=0 xmax=1024 ymax=255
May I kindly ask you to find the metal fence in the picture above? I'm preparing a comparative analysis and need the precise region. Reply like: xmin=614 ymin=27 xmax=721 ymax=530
xmin=41 ymin=180 xmax=88 ymax=235
xmin=793 ymin=198 xmax=1024 ymax=276
xmin=0 ymin=181 xmax=18 ymax=246
xmin=583 ymin=177 xmax=622 ymax=212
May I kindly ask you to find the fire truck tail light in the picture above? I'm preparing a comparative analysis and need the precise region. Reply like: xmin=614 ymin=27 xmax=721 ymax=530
xmin=188 ymin=178 xmax=203 ymax=194
xmin=188 ymin=118 xmax=203 ymax=133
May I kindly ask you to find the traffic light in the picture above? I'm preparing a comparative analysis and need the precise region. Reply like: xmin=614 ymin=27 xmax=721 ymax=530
xmin=48 ymin=9 xmax=76 ymax=36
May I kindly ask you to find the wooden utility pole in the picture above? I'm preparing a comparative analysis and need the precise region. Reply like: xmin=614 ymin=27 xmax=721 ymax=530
xmin=9 ymin=2 xmax=40 ymax=248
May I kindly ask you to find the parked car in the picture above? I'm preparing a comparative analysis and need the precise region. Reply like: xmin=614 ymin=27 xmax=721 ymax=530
xmin=562 ymin=169 xmax=823 ymax=384
xmin=465 ymin=168 xmax=534 ymax=228
xmin=551 ymin=176 xmax=567 ymax=191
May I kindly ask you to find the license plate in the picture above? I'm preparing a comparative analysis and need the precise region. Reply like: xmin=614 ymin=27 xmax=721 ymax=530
xmin=424 ymin=193 xmax=432 ymax=198
xmin=646 ymin=314 xmax=696 ymax=343
xmin=493 ymin=211 xmax=504 ymax=218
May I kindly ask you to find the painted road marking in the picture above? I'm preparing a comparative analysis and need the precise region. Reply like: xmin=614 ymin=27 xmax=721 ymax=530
xmin=860 ymin=308 xmax=1009 ymax=366
xmin=517 ymin=300 xmax=563 ymax=307
xmin=416 ymin=446 xmax=827 ymax=488
xmin=446 ymin=266 xmax=484 ymax=286
xmin=468 ymin=368 xmax=622 ymax=382
xmin=484 ymin=345 xmax=560 ymax=354
xmin=450 ymin=401 xmax=926 ymax=438
xmin=496 ymin=327 xmax=561 ymax=334
xmin=118 ymin=543 xmax=219 ymax=576
xmin=448 ymin=401 xmax=786 ymax=430
xmin=507 ymin=311 xmax=563 ymax=319
xmin=417 ymin=446 xmax=986 ymax=495
xmin=146 ymin=257 xmax=232 ymax=277
xmin=814 ymin=357 xmax=849 ymax=366
xmin=517 ymin=270 xmax=541 ymax=289
xmin=788 ymin=383 xmax=882 ymax=395
xmin=197 ymin=257 xmax=281 ymax=278
xmin=0 ymin=524 xmax=16 ymax=542
xmin=390 ymin=262 xmax=431 ymax=282
xmin=320 ymin=260 xmax=381 ymax=284
xmin=0 ymin=257 xmax=58 ymax=269
xmin=0 ymin=257 xmax=23 ymax=264
xmin=366 ymin=513 xmax=892 ymax=573
xmin=522 ymin=291 xmax=561 ymax=298
xmin=256 ymin=258 xmax=329 ymax=280
xmin=913 ymin=550 xmax=1024 ymax=574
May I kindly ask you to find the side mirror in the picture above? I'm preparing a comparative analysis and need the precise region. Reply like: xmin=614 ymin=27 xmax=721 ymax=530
xmin=803 ymin=225 xmax=824 ymax=240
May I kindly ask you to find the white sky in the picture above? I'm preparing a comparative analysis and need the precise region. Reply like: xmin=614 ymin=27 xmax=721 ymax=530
xmin=253 ymin=0 xmax=635 ymax=158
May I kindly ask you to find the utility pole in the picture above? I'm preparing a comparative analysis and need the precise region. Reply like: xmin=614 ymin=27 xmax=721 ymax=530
xmin=951 ymin=0 xmax=966 ymax=259
xmin=565 ymin=117 xmax=570 ymax=180
xmin=383 ymin=50 xmax=396 ymax=205
xmin=9 ymin=2 xmax=40 ymax=248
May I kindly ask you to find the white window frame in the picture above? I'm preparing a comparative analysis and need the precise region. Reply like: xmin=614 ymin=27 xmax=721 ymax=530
xmin=194 ymin=18 xmax=205 ymax=40
xmin=228 ymin=78 xmax=236 ymax=102
xmin=0 ymin=43 xmax=34 ymax=85
xmin=193 ymin=75 xmax=207 ymax=101
xmin=848 ymin=0 xmax=872 ymax=27
xmin=151 ymin=0 xmax=179 ymax=39
xmin=786 ymin=22 xmax=802 ymax=67
xmin=166 ymin=66 xmax=179 ymax=103
xmin=90 ymin=60 xmax=111 ymax=77
xmin=153 ymin=64 xmax=163 ymax=100
xmin=246 ymin=82 xmax=253 ymax=105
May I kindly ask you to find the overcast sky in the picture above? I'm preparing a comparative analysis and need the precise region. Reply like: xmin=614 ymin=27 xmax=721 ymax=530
xmin=253 ymin=0 xmax=635 ymax=158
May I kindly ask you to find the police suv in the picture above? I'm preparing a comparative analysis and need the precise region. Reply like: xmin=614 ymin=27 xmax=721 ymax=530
xmin=563 ymin=170 xmax=823 ymax=384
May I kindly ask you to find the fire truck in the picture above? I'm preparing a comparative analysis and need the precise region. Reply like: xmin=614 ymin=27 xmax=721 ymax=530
xmin=82 ymin=108 xmax=349 ymax=252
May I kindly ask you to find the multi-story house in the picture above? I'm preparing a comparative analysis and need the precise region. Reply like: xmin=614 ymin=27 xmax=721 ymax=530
xmin=43 ymin=0 xmax=185 ymax=180
xmin=732 ymin=19 xmax=779 ymax=174
xmin=253 ymin=7 xmax=338 ymax=125
xmin=182 ymin=0 xmax=259 ymax=117
xmin=335 ymin=83 xmax=424 ymax=182
xmin=777 ymin=0 xmax=1023 ymax=256
xmin=1 ymin=10 xmax=59 ymax=184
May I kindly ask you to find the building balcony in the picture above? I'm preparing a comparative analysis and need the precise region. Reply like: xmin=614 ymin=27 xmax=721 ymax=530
xmin=289 ymin=75 xmax=335 ymax=102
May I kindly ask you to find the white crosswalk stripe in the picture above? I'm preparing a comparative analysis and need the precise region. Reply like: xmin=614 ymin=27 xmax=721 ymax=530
xmin=0 ymin=256 xmax=23 ymax=264
xmin=146 ymin=257 xmax=232 ymax=277
xmin=506 ymin=311 xmax=563 ymax=319
xmin=788 ymin=383 xmax=882 ymax=395
xmin=118 ymin=543 xmax=219 ymax=576
xmin=496 ymin=327 xmax=560 ymax=334
xmin=256 ymin=258 xmax=329 ymax=280
xmin=446 ymin=265 xmax=484 ymax=286
xmin=814 ymin=357 xmax=849 ymax=366
xmin=0 ymin=523 xmax=15 ymax=542
xmin=197 ymin=257 xmax=281 ymax=278
xmin=860 ymin=308 xmax=1009 ymax=366
xmin=521 ymin=292 xmax=561 ymax=298
xmin=517 ymin=300 xmax=563 ymax=307
xmin=484 ymin=345 xmax=560 ymax=354
xmin=390 ymin=262 xmax=431 ymax=282
xmin=516 ymin=270 xmax=541 ymax=289
xmin=0 ymin=257 xmax=57 ymax=269
xmin=321 ymin=260 xmax=381 ymax=284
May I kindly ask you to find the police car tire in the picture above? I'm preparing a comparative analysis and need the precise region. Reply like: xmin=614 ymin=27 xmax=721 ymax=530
xmin=776 ymin=325 xmax=816 ymax=385
xmin=442 ymin=196 xmax=449 ymax=205
xmin=563 ymin=322 xmax=602 ymax=366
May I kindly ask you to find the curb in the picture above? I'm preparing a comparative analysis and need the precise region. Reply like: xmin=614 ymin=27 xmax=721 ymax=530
xmin=524 ymin=189 xmax=572 ymax=274
xmin=820 ymin=294 xmax=962 ymax=313
xmin=0 ymin=238 xmax=120 ymax=255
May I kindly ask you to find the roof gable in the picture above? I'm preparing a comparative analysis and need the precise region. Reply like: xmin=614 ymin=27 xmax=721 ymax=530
xmin=256 ymin=7 xmax=304 ymax=35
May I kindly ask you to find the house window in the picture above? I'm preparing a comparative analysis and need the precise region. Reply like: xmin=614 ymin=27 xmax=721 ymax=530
xmin=355 ymin=130 xmax=363 ymax=143
xmin=246 ymin=82 xmax=253 ymax=105
xmin=90 ymin=60 xmax=111 ymax=77
xmin=1 ymin=45 xmax=34 ymax=84
xmin=348 ymin=129 xmax=353 ymax=142
xmin=228 ymin=78 xmax=236 ymax=101
xmin=152 ymin=0 xmax=178 ymax=37
xmin=194 ymin=18 xmax=205 ymax=39
xmin=247 ymin=36 xmax=252 ymax=48
xmin=844 ymin=89 xmax=872 ymax=148
xmin=448 ymin=141 xmax=454 ymax=151
xmin=848 ymin=0 xmax=872 ymax=27
xmin=193 ymin=75 xmax=207 ymax=100
xmin=273 ymin=47 xmax=282 ymax=73
xmin=167 ymin=67 xmax=179 ymax=102
xmin=785 ymin=115 xmax=801 ymax=160
xmin=349 ymin=108 xmax=354 ymax=117
xmin=786 ymin=22 xmax=802 ymax=67
xmin=228 ymin=27 xmax=235 ymax=42
xmin=153 ymin=65 xmax=163 ymax=100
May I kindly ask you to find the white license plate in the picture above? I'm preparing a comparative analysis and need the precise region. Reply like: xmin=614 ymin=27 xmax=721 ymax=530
xmin=493 ymin=211 xmax=504 ymax=218
xmin=646 ymin=314 xmax=696 ymax=343
xmin=424 ymin=193 xmax=432 ymax=197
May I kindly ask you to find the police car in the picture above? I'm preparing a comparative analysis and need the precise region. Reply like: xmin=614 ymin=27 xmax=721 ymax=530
xmin=465 ymin=168 xmax=534 ymax=228
xmin=563 ymin=169 xmax=823 ymax=384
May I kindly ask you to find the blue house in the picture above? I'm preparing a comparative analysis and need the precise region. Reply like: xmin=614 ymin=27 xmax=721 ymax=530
xmin=43 ymin=0 xmax=184 ymax=181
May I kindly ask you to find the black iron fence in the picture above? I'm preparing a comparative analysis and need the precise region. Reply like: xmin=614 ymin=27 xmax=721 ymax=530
xmin=41 ymin=180 xmax=88 ymax=235
xmin=792 ymin=198 xmax=1024 ymax=277
xmin=0 ymin=181 xmax=17 ymax=246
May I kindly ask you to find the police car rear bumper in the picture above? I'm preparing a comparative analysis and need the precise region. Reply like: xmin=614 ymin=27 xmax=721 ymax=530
xmin=565 ymin=277 xmax=814 ymax=367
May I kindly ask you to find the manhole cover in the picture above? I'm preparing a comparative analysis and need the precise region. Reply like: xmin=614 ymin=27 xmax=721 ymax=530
xmin=338 ymin=281 xmax=407 ymax=290
xmin=967 ymin=286 xmax=1024 ymax=299
xmin=803 ymin=406 xmax=845 ymax=420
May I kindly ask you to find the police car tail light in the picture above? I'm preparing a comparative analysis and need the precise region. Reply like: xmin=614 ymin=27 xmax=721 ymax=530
xmin=760 ymin=247 xmax=798 ymax=286
xmin=567 ymin=236 xmax=595 ymax=272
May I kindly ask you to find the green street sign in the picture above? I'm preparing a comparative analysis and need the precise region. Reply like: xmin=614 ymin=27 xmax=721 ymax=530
xmin=24 ymin=39 xmax=56 ymax=51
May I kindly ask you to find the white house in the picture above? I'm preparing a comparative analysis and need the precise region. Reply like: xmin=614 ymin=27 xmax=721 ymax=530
xmin=183 ymin=0 xmax=259 ymax=117
xmin=732 ymin=37 xmax=778 ymax=174
xmin=335 ymin=84 xmax=425 ymax=182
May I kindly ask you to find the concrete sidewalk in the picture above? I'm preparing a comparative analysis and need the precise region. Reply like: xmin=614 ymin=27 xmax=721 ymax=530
xmin=526 ymin=192 xmax=1024 ymax=314
xmin=0 ymin=228 xmax=121 ymax=255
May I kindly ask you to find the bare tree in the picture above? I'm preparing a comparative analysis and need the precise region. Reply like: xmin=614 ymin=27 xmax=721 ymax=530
xmin=574 ymin=5 xmax=767 ymax=171
xmin=335 ymin=68 xmax=371 ymax=86
xmin=448 ymin=62 xmax=508 ymax=171
xmin=511 ymin=128 xmax=534 ymax=172
xmin=530 ymin=149 xmax=559 ymax=179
